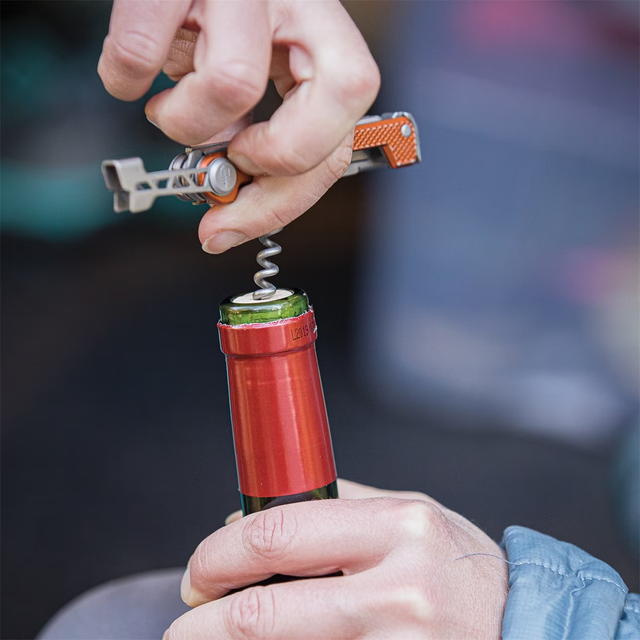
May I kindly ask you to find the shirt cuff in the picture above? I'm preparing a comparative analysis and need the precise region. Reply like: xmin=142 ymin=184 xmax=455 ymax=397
xmin=500 ymin=526 xmax=638 ymax=640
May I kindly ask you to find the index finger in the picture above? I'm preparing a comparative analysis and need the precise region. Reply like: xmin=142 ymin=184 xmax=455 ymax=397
xmin=182 ymin=498 xmax=442 ymax=607
xmin=98 ymin=0 xmax=191 ymax=101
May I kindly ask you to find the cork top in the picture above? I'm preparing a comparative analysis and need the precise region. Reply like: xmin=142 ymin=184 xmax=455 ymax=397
xmin=219 ymin=288 xmax=309 ymax=326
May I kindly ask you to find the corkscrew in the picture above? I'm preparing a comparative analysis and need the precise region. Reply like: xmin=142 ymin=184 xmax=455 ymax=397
xmin=102 ymin=112 xmax=421 ymax=297
xmin=102 ymin=112 xmax=420 ymax=213
xmin=253 ymin=229 xmax=283 ymax=300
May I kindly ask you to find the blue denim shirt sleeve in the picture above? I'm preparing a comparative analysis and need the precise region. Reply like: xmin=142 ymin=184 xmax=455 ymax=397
xmin=501 ymin=526 xmax=640 ymax=640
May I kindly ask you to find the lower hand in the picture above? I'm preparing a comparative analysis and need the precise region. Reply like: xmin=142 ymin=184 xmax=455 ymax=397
xmin=165 ymin=479 xmax=509 ymax=639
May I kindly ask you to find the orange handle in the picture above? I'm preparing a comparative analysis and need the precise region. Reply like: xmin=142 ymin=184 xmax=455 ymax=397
xmin=353 ymin=115 xmax=419 ymax=168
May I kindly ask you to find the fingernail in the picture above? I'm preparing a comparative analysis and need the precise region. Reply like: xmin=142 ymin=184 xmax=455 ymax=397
xmin=227 ymin=151 xmax=263 ymax=176
xmin=289 ymin=45 xmax=314 ymax=82
xmin=225 ymin=510 xmax=243 ymax=526
xmin=180 ymin=566 xmax=207 ymax=608
xmin=180 ymin=566 xmax=191 ymax=604
xmin=202 ymin=231 xmax=246 ymax=254
xmin=146 ymin=115 xmax=159 ymax=128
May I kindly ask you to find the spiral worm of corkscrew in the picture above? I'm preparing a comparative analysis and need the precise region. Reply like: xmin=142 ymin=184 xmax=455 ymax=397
xmin=252 ymin=228 xmax=283 ymax=300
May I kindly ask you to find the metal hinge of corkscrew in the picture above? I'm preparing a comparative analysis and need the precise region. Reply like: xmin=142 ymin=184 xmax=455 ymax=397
xmin=102 ymin=112 xmax=421 ymax=300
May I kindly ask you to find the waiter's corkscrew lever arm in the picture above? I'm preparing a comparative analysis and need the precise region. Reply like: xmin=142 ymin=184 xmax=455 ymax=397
xmin=102 ymin=112 xmax=421 ymax=214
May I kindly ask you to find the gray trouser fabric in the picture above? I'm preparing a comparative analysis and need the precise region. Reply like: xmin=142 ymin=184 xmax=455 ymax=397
xmin=37 ymin=569 xmax=190 ymax=640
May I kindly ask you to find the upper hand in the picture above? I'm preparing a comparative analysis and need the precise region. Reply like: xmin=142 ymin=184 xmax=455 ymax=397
xmin=98 ymin=0 xmax=380 ymax=253
xmin=165 ymin=480 xmax=509 ymax=639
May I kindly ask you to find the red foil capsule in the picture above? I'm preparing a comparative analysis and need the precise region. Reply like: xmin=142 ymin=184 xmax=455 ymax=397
xmin=218 ymin=309 xmax=337 ymax=498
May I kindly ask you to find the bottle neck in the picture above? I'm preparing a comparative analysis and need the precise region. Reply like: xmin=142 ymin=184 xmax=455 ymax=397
xmin=241 ymin=481 xmax=339 ymax=515
xmin=218 ymin=286 xmax=337 ymax=511
xmin=219 ymin=288 xmax=309 ymax=326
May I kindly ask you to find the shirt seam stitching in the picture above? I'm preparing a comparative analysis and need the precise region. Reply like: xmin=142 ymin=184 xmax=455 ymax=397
xmin=511 ymin=559 xmax=628 ymax=594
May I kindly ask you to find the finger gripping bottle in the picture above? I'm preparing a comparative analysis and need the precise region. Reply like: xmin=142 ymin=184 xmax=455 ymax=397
xmin=218 ymin=288 xmax=338 ymax=515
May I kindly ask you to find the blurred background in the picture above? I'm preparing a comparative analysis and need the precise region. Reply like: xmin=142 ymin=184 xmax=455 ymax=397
xmin=2 ymin=1 xmax=638 ymax=638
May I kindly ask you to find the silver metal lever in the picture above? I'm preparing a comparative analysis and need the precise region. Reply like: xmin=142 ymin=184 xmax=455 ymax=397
xmin=101 ymin=159 xmax=217 ymax=213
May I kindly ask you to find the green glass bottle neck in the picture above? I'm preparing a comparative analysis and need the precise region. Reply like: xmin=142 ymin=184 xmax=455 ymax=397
xmin=240 ymin=480 xmax=339 ymax=515
xmin=219 ymin=288 xmax=309 ymax=326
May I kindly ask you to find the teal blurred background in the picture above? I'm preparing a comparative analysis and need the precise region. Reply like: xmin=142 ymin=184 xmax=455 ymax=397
xmin=2 ymin=1 xmax=186 ymax=240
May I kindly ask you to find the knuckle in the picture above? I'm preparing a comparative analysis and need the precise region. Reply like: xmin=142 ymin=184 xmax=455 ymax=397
xmin=384 ymin=586 xmax=434 ymax=623
xmin=226 ymin=588 xmax=276 ymax=639
xmin=242 ymin=508 xmax=297 ymax=561
xmin=397 ymin=500 xmax=444 ymax=540
xmin=103 ymin=30 xmax=163 ymax=76
xmin=333 ymin=57 xmax=381 ymax=108
xmin=202 ymin=62 xmax=266 ymax=113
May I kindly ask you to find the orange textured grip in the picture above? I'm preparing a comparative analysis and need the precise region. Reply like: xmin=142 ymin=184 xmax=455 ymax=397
xmin=353 ymin=115 xmax=418 ymax=168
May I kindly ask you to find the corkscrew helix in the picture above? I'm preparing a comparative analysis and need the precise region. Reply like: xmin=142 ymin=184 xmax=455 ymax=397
xmin=253 ymin=229 xmax=282 ymax=300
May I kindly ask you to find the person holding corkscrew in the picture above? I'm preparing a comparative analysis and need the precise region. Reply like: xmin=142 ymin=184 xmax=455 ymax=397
xmin=38 ymin=1 xmax=639 ymax=639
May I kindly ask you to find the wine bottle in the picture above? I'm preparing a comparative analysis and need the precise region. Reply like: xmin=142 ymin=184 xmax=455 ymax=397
xmin=218 ymin=288 xmax=338 ymax=515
